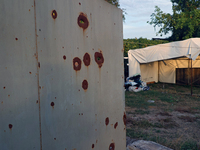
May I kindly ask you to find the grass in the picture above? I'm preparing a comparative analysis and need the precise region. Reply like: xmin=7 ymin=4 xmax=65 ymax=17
xmin=126 ymin=82 xmax=200 ymax=150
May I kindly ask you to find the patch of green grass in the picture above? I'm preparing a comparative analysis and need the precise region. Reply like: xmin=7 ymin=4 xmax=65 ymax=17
xmin=135 ymin=109 xmax=150 ymax=115
xmin=158 ymin=94 xmax=175 ymax=103
xmin=127 ymin=109 xmax=149 ymax=115
xmin=126 ymin=129 xmax=149 ymax=139
xmin=153 ymin=122 xmax=164 ymax=128
xmin=126 ymin=83 xmax=200 ymax=150
xmin=180 ymin=140 xmax=198 ymax=150
xmin=149 ymin=136 xmax=167 ymax=145
xmin=192 ymin=106 xmax=200 ymax=111
xmin=129 ymin=119 xmax=164 ymax=128
xmin=155 ymin=129 xmax=161 ymax=133
xmin=127 ymin=129 xmax=168 ymax=148
xmin=125 ymin=91 xmax=157 ymax=108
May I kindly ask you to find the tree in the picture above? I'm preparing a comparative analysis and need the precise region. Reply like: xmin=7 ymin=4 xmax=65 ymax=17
xmin=147 ymin=0 xmax=200 ymax=41
xmin=123 ymin=38 xmax=169 ymax=57
xmin=105 ymin=0 xmax=119 ymax=7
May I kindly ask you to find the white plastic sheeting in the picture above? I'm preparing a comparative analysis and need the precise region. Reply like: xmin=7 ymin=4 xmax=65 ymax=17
xmin=140 ymin=62 xmax=158 ymax=83
xmin=128 ymin=38 xmax=200 ymax=83
xmin=158 ymin=57 xmax=200 ymax=83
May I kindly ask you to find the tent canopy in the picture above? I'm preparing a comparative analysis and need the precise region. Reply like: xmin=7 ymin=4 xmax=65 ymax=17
xmin=128 ymin=38 xmax=200 ymax=83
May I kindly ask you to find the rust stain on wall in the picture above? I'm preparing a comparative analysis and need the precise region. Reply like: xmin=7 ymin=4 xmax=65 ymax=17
xmin=73 ymin=57 xmax=82 ymax=71
xmin=95 ymin=52 xmax=104 ymax=68
xmin=83 ymin=53 xmax=90 ymax=66
xmin=77 ymin=13 xmax=89 ymax=30
xmin=109 ymin=143 xmax=115 ymax=150
xmin=9 ymin=124 xmax=13 ymax=129
xmin=63 ymin=55 xmax=66 ymax=60
xmin=123 ymin=112 xmax=126 ymax=126
xmin=51 ymin=10 xmax=57 ymax=19
xmin=51 ymin=102 xmax=55 ymax=108
xmin=114 ymin=122 xmax=118 ymax=129
xmin=105 ymin=117 xmax=109 ymax=126
xmin=82 ymin=80 xmax=88 ymax=90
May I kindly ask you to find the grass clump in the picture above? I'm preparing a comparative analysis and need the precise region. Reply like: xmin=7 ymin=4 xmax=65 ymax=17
xmin=180 ymin=140 xmax=198 ymax=150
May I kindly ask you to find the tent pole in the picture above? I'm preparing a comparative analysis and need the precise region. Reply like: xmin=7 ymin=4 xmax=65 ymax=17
xmin=191 ymin=59 xmax=193 ymax=96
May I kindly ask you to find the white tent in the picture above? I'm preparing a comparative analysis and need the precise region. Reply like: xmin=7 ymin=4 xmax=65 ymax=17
xmin=128 ymin=38 xmax=200 ymax=84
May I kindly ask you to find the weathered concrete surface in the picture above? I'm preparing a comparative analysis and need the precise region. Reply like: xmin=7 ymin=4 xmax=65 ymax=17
xmin=126 ymin=139 xmax=173 ymax=150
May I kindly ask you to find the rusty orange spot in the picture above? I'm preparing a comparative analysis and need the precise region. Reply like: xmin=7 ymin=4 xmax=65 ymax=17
xmin=82 ymin=80 xmax=88 ymax=90
xmin=83 ymin=53 xmax=90 ymax=66
xmin=114 ymin=122 xmax=118 ymax=129
xmin=9 ymin=124 xmax=13 ymax=129
xmin=63 ymin=55 xmax=66 ymax=60
xmin=51 ymin=102 xmax=55 ymax=107
xmin=123 ymin=112 xmax=126 ymax=126
xmin=95 ymin=52 xmax=104 ymax=68
xmin=52 ymin=10 xmax=57 ymax=19
xmin=77 ymin=13 xmax=89 ymax=30
xmin=73 ymin=57 xmax=82 ymax=71
xmin=105 ymin=117 xmax=109 ymax=126
xmin=109 ymin=143 xmax=115 ymax=150
xmin=29 ymin=72 xmax=32 ymax=74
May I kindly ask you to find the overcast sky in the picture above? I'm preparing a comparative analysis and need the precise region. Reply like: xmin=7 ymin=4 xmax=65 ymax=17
xmin=119 ymin=0 xmax=173 ymax=39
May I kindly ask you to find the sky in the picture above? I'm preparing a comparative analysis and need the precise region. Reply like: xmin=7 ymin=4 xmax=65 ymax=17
xmin=119 ymin=0 xmax=173 ymax=39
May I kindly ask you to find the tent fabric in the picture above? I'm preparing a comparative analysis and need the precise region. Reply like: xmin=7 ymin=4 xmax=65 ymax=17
xmin=140 ymin=62 xmax=158 ymax=83
xmin=158 ymin=57 xmax=200 ymax=83
xmin=128 ymin=38 xmax=200 ymax=83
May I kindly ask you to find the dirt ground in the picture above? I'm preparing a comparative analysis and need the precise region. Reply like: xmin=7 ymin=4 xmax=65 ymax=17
xmin=125 ymin=83 xmax=200 ymax=150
